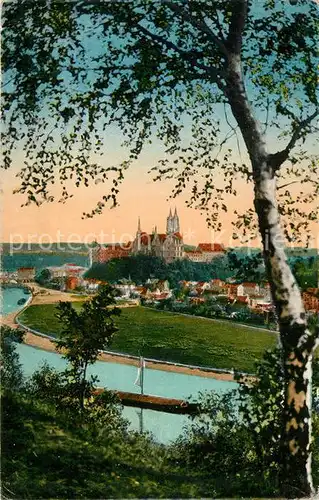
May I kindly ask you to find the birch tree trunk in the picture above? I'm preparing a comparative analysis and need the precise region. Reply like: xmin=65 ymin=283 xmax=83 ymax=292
xmin=225 ymin=53 xmax=316 ymax=497
xmin=254 ymin=168 xmax=315 ymax=498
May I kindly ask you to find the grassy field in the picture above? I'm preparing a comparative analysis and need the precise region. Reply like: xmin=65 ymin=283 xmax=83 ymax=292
xmin=18 ymin=304 xmax=278 ymax=372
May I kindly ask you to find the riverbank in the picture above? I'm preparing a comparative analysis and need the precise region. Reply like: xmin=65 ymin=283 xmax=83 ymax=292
xmin=20 ymin=329 xmax=240 ymax=382
xmin=18 ymin=302 xmax=275 ymax=374
xmin=1 ymin=282 xmax=84 ymax=329
xmin=2 ymin=283 xmax=253 ymax=382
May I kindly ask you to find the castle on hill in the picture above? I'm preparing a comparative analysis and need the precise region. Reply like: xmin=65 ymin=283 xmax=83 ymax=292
xmin=132 ymin=208 xmax=183 ymax=263
xmin=90 ymin=208 xmax=225 ymax=265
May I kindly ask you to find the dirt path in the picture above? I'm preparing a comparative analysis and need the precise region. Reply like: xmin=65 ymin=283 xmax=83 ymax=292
xmin=29 ymin=283 xmax=87 ymax=305
xmin=1 ymin=311 xmax=18 ymax=328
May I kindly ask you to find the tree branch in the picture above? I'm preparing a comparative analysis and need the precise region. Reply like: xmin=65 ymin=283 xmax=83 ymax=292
xmin=224 ymin=102 xmax=243 ymax=161
xmin=212 ymin=12 xmax=225 ymax=42
xmin=277 ymin=181 xmax=299 ymax=190
xmin=269 ymin=108 xmax=319 ymax=170
xmin=163 ymin=0 xmax=229 ymax=59
xmin=134 ymin=22 xmax=225 ymax=87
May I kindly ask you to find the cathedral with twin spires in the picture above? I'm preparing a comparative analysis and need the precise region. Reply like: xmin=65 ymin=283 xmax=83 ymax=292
xmin=90 ymin=207 xmax=225 ymax=265
xmin=166 ymin=207 xmax=180 ymax=234
xmin=132 ymin=208 xmax=184 ymax=263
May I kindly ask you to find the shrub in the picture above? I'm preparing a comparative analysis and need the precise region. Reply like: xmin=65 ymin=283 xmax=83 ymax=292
xmin=0 ymin=326 xmax=25 ymax=394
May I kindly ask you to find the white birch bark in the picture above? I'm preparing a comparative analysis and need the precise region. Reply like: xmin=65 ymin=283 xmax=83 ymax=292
xmin=224 ymin=53 xmax=317 ymax=497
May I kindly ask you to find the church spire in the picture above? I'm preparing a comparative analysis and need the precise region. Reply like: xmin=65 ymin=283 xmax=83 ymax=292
xmin=167 ymin=208 xmax=173 ymax=234
xmin=138 ymin=216 xmax=141 ymax=232
xmin=173 ymin=207 xmax=180 ymax=233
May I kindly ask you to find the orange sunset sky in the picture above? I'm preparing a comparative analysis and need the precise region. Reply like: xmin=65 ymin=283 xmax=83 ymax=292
xmin=1 ymin=143 xmax=318 ymax=249
xmin=2 ymin=150 xmax=252 ymax=247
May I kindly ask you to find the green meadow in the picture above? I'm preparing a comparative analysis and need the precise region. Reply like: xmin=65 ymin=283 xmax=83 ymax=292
xmin=18 ymin=304 xmax=278 ymax=373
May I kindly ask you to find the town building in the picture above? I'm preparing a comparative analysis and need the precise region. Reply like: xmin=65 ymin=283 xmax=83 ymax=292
xmin=185 ymin=243 xmax=225 ymax=263
xmin=90 ymin=209 xmax=183 ymax=265
xmin=248 ymin=294 xmax=273 ymax=311
xmin=47 ymin=263 xmax=87 ymax=279
xmin=82 ymin=279 xmax=101 ymax=293
xmin=146 ymin=278 xmax=170 ymax=293
xmin=91 ymin=243 xmax=132 ymax=264
xmin=17 ymin=267 xmax=36 ymax=282
xmin=183 ymin=250 xmax=203 ymax=263
xmin=226 ymin=283 xmax=240 ymax=298
xmin=237 ymin=282 xmax=260 ymax=296
xmin=65 ymin=276 xmax=79 ymax=290
xmin=210 ymin=279 xmax=226 ymax=293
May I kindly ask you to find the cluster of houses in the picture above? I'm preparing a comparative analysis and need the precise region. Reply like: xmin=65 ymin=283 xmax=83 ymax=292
xmin=41 ymin=263 xmax=101 ymax=293
xmin=179 ymin=279 xmax=319 ymax=313
xmin=0 ymin=263 xmax=99 ymax=293
xmin=100 ymin=278 xmax=275 ymax=312
xmin=2 ymin=261 xmax=318 ymax=314
xmin=0 ymin=267 xmax=37 ymax=284
xmin=179 ymin=279 xmax=273 ymax=312
xmin=113 ymin=279 xmax=172 ymax=302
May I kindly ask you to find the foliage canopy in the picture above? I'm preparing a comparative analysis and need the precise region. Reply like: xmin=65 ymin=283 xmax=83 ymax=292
xmin=2 ymin=0 xmax=318 ymax=242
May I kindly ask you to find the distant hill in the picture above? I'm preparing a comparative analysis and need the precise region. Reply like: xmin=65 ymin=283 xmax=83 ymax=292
xmin=1 ymin=242 xmax=317 ymax=258
xmin=230 ymin=247 xmax=318 ymax=258
xmin=286 ymin=248 xmax=318 ymax=257
xmin=1 ymin=242 xmax=91 ymax=254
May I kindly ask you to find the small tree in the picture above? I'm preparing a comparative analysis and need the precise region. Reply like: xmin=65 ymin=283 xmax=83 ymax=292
xmin=55 ymin=284 xmax=121 ymax=409
xmin=35 ymin=268 xmax=51 ymax=286
xmin=1 ymin=326 xmax=25 ymax=394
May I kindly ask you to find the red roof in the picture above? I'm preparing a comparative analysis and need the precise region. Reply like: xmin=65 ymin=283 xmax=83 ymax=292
xmin=197 ymin=243 xmax=225 ymax=252
xmin=173 ymin=232 xmax=183 ymax=240
xmin=154 ymin=292 xmax=170 ymax=299
xmin=66 ymin=276 xmax=78 ymax=282
xmin=190 ymin=297 xmax=205 ymax=303
xmin=226 ymin=284 xmax=239 ymax=290
xmin=158 ymin=233 xmax=167 ymax=242
xmin=97 ymin=245 xmax=131 ymax=262
xmin=236 ymin=296 xmax=248 ymax=303
xmin=18 ymin=267 xmax=35 ymax=271
xmin=242 ymin=282 xmax=258 ymax=287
